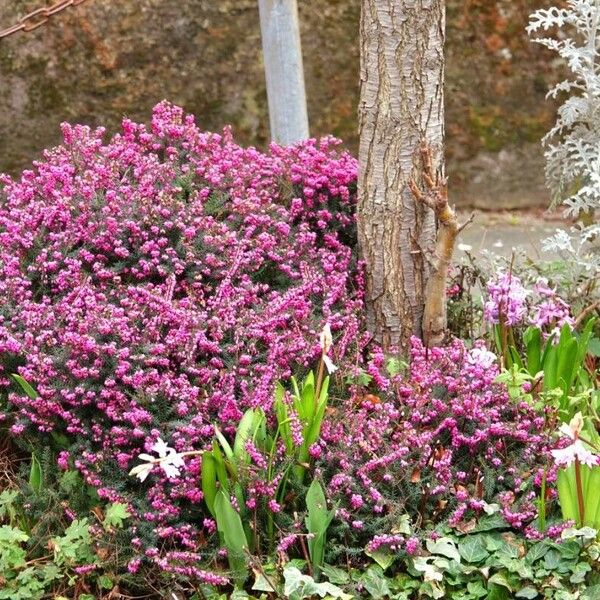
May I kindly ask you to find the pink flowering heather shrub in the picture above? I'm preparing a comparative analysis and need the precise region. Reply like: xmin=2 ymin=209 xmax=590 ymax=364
xmin=318 ymin=337 xmax=553 ymax=561
xmin=0 ymin=102 xmax=362 ymax=572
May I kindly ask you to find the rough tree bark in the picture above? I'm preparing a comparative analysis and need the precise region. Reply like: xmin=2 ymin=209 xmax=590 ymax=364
xmin=357 ymin=0 xmax=445 ymax=352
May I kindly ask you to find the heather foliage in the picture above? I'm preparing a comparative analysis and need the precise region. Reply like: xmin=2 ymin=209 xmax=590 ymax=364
xmin=0 ymin=102 xmax=361 ymax=562
xmin=319 ymin=338 xmax=553 ymax=563
xmin=1 ymin=104 xmax=599 ymax=598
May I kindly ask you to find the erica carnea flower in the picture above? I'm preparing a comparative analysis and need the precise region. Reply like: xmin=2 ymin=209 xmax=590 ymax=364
xmin=0 ymin=102 xmax=361 ymax=570
xmin=484 ymin=273 xmax=529 ymax=326
xmin=129 ymin=438 xmax=185 ymax=482
xmin=551 ymin=413 xmax=598 ymax=468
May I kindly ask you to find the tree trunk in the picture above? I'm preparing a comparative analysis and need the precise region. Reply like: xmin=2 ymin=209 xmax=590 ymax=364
xmin=357 ymin=0 xmax=445 ymax=352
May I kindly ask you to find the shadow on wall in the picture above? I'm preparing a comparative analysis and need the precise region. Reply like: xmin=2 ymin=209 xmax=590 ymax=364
xmin=0 ymin=0 xmax=559 ymax=208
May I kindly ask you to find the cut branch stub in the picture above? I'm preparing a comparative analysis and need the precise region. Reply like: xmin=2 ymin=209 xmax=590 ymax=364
xmin=410 ymin=143 xmax=473 ymax=348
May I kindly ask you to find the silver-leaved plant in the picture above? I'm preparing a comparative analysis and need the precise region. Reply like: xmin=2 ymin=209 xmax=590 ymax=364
xmin=528 ymin=0 xmax=600 ymax=268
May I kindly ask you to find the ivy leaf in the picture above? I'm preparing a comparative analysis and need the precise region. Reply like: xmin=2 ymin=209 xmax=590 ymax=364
xmin=487 ymin=583 xmax=511 ymax=600
xmin=466 ymin=580 xmax=488 ymax=598
xmin=358 ymin=565 xmax=392 ymax=600
xmin=283 ymin=566 xmax=352 ymax=600
xmin=473 ymin=514 xmax=508 ymax=532
xmin=525 ymin=541 xmax=550 ymax=564
xmin=569 ymin=561 xmax=591 ymax=584
xmin=251 ymin=570 xmax=276 ymax=592
xmin=320 ymin=564 xmax=350 ymax=585
xmin=488 ymin=573 xmax=514 ymax=592
xmin=583 ymin=585 xmax=600 ymax=599
xmin=103 ymin=503 xmax=131 ymax=530
xmin=426 ymin=537 xmax=461 ymax=562
xmin=364 ymin=545 xmax=396 ymax=570
xmin=515 ymin=586 xmax=539 ymax=599
xmin=458 ymin=536 xmax=489 ymax=563
xmin=543 ymin=549 xmax=561 ymax=571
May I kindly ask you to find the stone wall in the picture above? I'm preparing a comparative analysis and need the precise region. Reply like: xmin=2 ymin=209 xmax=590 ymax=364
xmin=0 ymin=0 xmax=561 ymax=207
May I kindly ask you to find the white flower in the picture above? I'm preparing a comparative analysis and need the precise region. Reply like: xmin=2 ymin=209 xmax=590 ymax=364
xmin=129 ymin=461 xmax=153 ymax=483
xmin=160 ymin=451 xmax=185 ymax=479
xmin=129 ymin=437 xmax=185 ymax=481
xmin=466 ymin=347 xmax=497 ymax=369
xmin=319 ymin=323 xmax=333 ymax=354
xmin=322 ymin=354 xmax=338 ymax=375
xmin=552 ymin=412 xmax=598 ymax=468
xmin=560 ymin=412 xmax=585 ymax=440
xmin=319 ymin=323 xmax=338 ymax=374
xmin=552 ymin=439 xmax=598 ymax=468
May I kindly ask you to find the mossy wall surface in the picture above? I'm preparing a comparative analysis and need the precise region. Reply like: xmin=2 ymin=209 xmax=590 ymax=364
xmin=0 ymin=0 xmax=560 ymax=207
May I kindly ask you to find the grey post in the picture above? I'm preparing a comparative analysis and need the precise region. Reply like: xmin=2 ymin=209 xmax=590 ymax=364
xmin=258 ymin=0 xmax=309 ymax=145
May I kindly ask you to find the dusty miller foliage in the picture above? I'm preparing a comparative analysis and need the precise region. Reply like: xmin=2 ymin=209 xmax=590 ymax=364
xmin=528 ymin=0 xmax=600 ymax=267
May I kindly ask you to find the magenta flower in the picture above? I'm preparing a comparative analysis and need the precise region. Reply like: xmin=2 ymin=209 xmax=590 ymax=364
xmin=0 ymin=101 xmax=362 ymax=570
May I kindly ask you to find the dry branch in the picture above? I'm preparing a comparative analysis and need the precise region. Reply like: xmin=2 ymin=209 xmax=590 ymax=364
xmin=410 ymin=143 xmax=473 ymax=347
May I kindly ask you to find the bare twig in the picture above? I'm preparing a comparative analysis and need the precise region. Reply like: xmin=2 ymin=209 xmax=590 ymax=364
xmin=574 ymin=300 xmax=600 ymax=329
xmin=410 ymin=143 xmax=473 ymax=347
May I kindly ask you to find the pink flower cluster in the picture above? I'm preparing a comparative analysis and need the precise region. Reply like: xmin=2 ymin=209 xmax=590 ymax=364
xmin=0 ymin=102 xmax=362 ymax=561
xmin=530 ymin=278 xmax=574 ymax=334
xmin=484 ymin=274 xmax=573 ymax=333
xmin=320 ymin=337 xmax=552 ymax=550
xmin=484 ymin=273 xmax=529 ymax=326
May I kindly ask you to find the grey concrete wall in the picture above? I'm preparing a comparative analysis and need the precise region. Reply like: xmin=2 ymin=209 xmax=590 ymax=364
xmin=0 ymin=0 xmax=560 ymax=208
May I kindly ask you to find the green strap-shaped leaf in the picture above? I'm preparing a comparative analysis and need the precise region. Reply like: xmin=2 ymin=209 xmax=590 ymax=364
xmin=543 ymin=346 xmax=558 ymax=392
xmin=233 ymin=409 xmax=257 ymax=463
xmin=212 ymin=442 xmax=230 ymax=493
xmin=557 ymin=466 xmax=579 ymax=525
xmin=523 ymin=327 xmax=542 ymax=376
xmin=213 ymin=426 xmax=234 ymax=458
xmin=214 ymin=490 xmax=249 ymax=588
xmin=582 ymin=465 xmax=600 ymax=529
xmin=201 ymin=452 xmax=217 ymax=518
xmin=305 ymin=479 xmax=333 ymax=579
xmin=11 ymin=374 xmax=38 ymax=399
xmin=274 ymin=383 xmax=293 ymax=454
xmin=28 ymin=454 xmax=42 ymax=494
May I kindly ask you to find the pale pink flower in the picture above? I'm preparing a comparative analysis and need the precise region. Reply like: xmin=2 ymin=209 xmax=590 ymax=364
xmin=552 ymin=440 xmax=598 ymax=468
xmin=551 ymin=413 xmax=598 ymax=468
xmin=466 ymin=347 xmax=497 ymax=369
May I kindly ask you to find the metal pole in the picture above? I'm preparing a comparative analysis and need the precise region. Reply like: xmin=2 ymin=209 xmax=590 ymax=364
xmin=258 ymin=0 xmax=309 ymax=145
